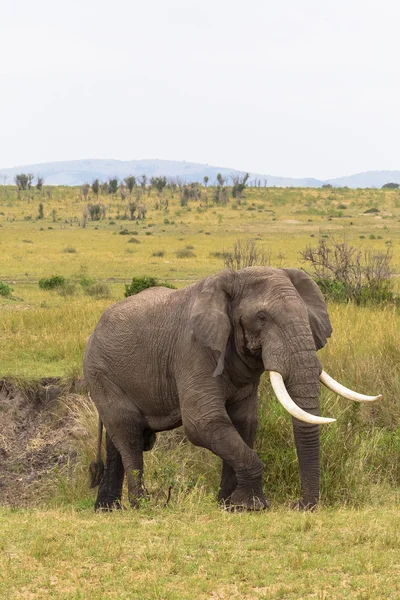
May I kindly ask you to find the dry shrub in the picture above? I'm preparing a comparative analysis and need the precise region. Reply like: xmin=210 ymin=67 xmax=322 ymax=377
xmin=300 ymin=236 xmax=394 ymax=305
xmin=223 ymin=238 xmax=271 ymax=270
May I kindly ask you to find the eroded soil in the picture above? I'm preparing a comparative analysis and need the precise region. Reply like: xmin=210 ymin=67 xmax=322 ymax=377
xmin=0 ymin=380 xmax=81 ymax=506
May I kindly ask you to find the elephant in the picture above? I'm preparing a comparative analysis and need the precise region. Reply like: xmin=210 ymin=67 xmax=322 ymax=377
xmin=84 ymin=267 xmax=381 ymax=511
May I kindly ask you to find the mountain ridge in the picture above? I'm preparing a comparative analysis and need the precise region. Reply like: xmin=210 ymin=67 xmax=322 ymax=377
xmin=0 ymin=159 xmax=399 ymax=188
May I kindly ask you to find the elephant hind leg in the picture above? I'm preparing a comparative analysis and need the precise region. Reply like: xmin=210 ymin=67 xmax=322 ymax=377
xmin=95 ymin=432 xmax=124 ymax=511
xmin=88 ymin=374 xmax=148 ymax=509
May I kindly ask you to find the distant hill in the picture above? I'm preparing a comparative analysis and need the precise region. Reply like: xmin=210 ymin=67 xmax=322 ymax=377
xmin=0 ymin=159 xmax=399 ymax=188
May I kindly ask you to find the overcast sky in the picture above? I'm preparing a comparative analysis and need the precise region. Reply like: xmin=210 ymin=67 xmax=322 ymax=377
xmin=1 ymin=0 xmax=399 ymax=179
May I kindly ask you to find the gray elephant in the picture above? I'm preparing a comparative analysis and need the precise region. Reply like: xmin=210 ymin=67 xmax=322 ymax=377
xmin=84 ymin=267 xmax=381 ymax=511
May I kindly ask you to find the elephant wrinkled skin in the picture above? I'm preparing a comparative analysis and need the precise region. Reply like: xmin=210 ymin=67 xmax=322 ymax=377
xmin=84 ymin=267 xmax=339 ymax=511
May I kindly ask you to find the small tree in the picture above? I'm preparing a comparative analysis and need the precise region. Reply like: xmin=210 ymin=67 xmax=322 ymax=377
xmin=36 ymin=176 xmax=44 ymax=191
xmin=139 ymin=174 xmax=147 ymax=191
xmin=119 ymin=182 xmax=127 ymax=201
xmin=108 ymin=178 xmax=118 ymax=194
xmin=81 ymin=183 xmax=90 ymax=200
xmin=15 ymin=173 xmax=29 ymax=191
xmin=203 ymin=175 xmax=209 ymax=187
xmin=101 ymin=181 xmax=109 ymax=195
xmin=232 ymin=172 xmax=249 ymax=202
xmin=216 ymin=173 xmax=225 ymax=187
xmin=137 ymin=204 xmax=147 ymax=219
xmin=38 ymin=202 xmax=44 ymax=219
xmin=125 ymin=175 xmax=136 ymax=195
xmin=150 ymin=176 xmax=167 ymax=195
xmin=88 ymin=204 xmax=102 ymax=221
xmin=91 ymin=179 xmax=100 ymax=197
xmin=128 ymin=201 xmax=137 ymax=220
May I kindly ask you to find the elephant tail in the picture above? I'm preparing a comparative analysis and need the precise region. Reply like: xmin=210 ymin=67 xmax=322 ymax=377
xmin=89 ymin=413 xmax=105 ymax=488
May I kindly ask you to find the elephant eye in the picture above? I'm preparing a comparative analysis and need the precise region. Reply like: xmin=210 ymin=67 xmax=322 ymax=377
xmin=256 ymin=312 xmax=268 ymax=323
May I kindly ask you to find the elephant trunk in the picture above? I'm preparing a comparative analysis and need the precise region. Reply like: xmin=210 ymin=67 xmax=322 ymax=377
xmin=263 ymin=331 xmax=324 ymax=508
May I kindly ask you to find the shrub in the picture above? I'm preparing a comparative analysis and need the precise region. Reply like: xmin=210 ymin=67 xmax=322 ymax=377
xmin=128 ymin=237 xmax=140 ymax=244
xmin=58 ymin=282 xmax=78 ymax=296
xmin=364 ymin=207 xmax=380 ymax=214
xmin=124 ymin=276 xmax=176 ymax=298
xmin=88 ymin=204 xmax=102 ymax=221
xmin=209 ymin=251 xmax=231 ymax=260
xmin=0 ymin=281 xmax=13 ymax=297
xmin=300 ymin=236 xmax=394 ymax=305
xmin=176 ymin=249 xmax=196 ymax=258
xmin=39 ymin=275 xmax=66 ymax=290
xmin=84 ymin=283 xmax=111 ymax=298
xmin=152 ymin=250 xmax=165 ymax=257
xmin=63 ymin=246 xmax=77 ymax=253
xmin=222 ymin=238 xmax=271 ymax=270
xmin=119 ymin=228 xmax=130 ymax=235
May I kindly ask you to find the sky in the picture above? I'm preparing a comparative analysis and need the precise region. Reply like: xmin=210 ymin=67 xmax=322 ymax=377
xmin=1 ymin=0 xmax=399 ymax=179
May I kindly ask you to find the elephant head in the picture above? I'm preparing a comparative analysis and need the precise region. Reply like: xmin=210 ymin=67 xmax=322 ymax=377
xmin=190 ymin=267 xmax=381 ymax=508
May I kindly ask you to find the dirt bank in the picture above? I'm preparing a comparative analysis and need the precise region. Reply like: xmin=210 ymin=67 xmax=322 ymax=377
xmin=0 ymin=379 xmax=84 ymax=507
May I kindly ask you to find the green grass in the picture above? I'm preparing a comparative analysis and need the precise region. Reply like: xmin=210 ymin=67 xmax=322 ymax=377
xmin=1 ymin=504 xmax=399 ymax=599
xmin=1 ymin=184 xmax=400 ymax=599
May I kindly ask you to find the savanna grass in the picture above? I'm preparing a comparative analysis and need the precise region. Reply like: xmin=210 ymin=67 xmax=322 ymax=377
xmin=1 ymin=184 xmax=400 ymax=598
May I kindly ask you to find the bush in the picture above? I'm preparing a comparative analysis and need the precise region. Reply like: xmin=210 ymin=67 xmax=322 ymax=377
xmin=176 ymin=249 xmax=195 ymax=258
xmin=222 ymin=238 xmax=271 ymax=270
xmin=152 ymin=250 xmax=165 ymax=257
xmin=0 ymin=281 xmax=13 ymax=298
xmin=128 ymin=237 xmax=140 ymax=244
xmin=63 ymin=246 xmax=77 ymax=253
xmin=209 ymin=251 xmax=231 ymax=260
xmin=119 ymin=228 xmax=130 ymax=235
xmin=300 ymin=236 xmax=394 ymax=305
xmin=58 ymin=282 xmax=78 ymax=296
xmin=84 ymin=283 xmax=111 ymax=298
xmin=124 ymin=276 xmax=176 ymax=298
xmin=39 ymin=275 xmax=66 ymax=290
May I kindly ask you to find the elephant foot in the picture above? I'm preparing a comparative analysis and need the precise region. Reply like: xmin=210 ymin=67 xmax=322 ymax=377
xmin=290 ymin=500 xmax=317 ymax=512
xmin=228 ymin=487 xmax=269 ymax=511
xmin=94 ymin=499 xmax=123 ymax=512
xmin=218 ymin=488 xmax=236 ymax=505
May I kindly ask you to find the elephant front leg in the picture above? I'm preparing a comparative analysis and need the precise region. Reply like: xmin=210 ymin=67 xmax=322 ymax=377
xmin=181 ymin=388 xmax=268 ymax=511
xmin=218 ymin=392 xmax=265 ymax=507
xmin=292 ymin=416 xmax=320 ymax=510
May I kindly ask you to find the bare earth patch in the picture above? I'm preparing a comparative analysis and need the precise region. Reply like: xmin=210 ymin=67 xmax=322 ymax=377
xmin=0 ymin=380 xmax=78 ymax=506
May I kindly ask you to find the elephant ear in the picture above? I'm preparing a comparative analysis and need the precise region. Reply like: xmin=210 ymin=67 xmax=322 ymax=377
xmin=283 ymin=268 xmax=332 ymax=350
xmin=189 ymin=270 xmax=234 ymax=377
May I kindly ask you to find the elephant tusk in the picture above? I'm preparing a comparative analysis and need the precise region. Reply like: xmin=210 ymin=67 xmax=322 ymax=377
xmin=320 ymin=370 xmax=382 ymax=402
xmin=269 ymin=371 xmax=335 ymax=425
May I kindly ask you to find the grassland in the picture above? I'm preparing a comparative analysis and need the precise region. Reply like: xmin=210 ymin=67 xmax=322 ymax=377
xmin=1 ymin=504 xmax=400 ymax=600
xmin=1 ymin=183 xmax=400 ymax=599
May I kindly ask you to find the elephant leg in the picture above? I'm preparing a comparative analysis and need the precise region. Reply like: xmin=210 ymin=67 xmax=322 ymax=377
xmin=118 ymin=436 xmax=146 ymax=508
xmin=218 ymin=392 xmax=260 ymax=504
xmin=89 ymin=375 xmax=147 ymax=509
xmin=95 ymin=432 xmax=124 ymax=511
xmin=180 ymin=386 xmax=267 ymax=511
